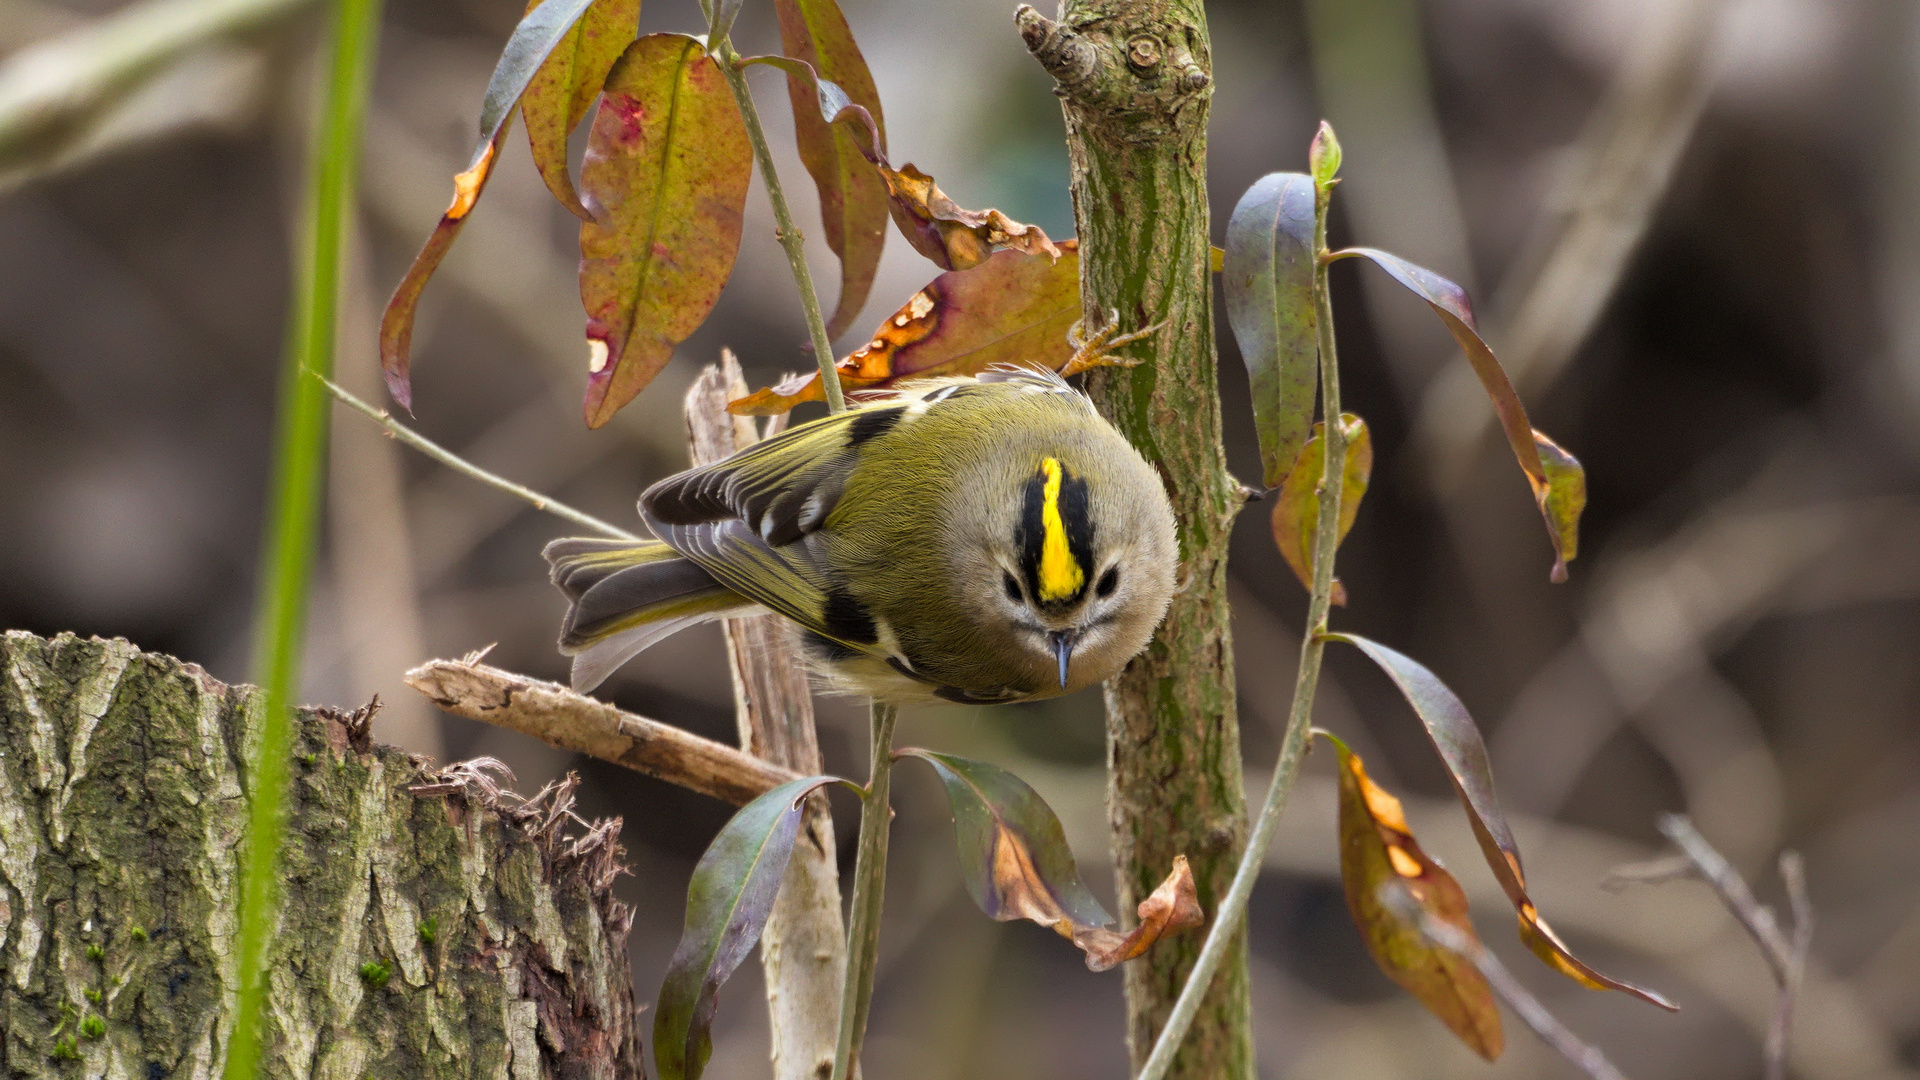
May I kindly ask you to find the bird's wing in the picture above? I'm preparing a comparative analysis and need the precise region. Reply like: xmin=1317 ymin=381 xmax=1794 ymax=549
xmin=641 ymin=401 xmax=911 ymax=652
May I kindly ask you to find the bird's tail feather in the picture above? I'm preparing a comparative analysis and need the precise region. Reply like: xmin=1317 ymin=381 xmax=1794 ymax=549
xmin=543 ymin=537 xmax=754 ymax=692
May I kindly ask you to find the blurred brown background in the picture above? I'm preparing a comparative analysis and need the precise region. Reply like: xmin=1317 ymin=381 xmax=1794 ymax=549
xmin=3 ymin=0 xmax=1917 ymax=1075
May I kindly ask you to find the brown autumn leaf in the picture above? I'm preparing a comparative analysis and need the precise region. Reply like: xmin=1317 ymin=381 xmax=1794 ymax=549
xmin=1074 ymin=855 xmax=1204 ymax=972
xmin=900 ymin=749 xmax=1202 ymax=971
xmin=521 ymin=0 xmax=639 ymax=220
xmin=1325 ymin=633 xmax=1679 ymax=1011
xmin=775 ymin=0 xmax=889 ymax=337
xmin=1271 ymin=413 xmax=1372 ymax=605
xmin=1326 ymin=731 xmax=1503 ymax=1060
xmin=729 ymin=241 xmax=1080 ymax=414
xmin=378 ymin=127 xmax=509 ymax=412
xmin=882 ymin=162 xmax=1061 ymax=271
xmin=577 ymin=33 xmax=750 ymax=429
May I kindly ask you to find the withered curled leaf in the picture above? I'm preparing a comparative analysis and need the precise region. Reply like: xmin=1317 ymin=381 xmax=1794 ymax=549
xmin=521 ymin=0 xmax=639 ymax=220
xmin=729 ymin=242 xmax=1080 ymax=415
xmin=1324 ymin=730 xmax=1503 ymax=1060
xmin=1324 ymin=634 xmax=1679 ymax=1011
xmin=578 ymin=33 xmax=750 ymax=428
xmin=1333 ymin=247 xmax=1585 ymax=581
xmin=882 ymin=161 xmax=1061 ymax=271
xmin=899 ymin=748 xmax=1201 ymax=971
xmin=1271 ymin=413 xmax=1372 ymax=604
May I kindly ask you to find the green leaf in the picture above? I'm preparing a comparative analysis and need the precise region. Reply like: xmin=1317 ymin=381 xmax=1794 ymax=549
xmin=771 ymin=0 xmax=889 ymax=337
xmin=655 ymin=776 xmax=840 ymax=1080
xmin=1271 ymin=413 xmax=1371 ymax=604
xmin=1324 ymin=731 xmax=1502 ymax=1060
xmin=730 ymin=242 xmax=1081 ymax=415
xmin=477 ymin=0 xmax=607 ymax=162
xmin=1224 ymin=172 xmax=1319 ymax=488
xmin=1532 ymin=429 xmax=1585 ymax=583
xmin=578 ymin=33 xmax=751 ymax=429
xmin=1334 ymin=247 xmax=1584 ymax=581
xmin=898 ymin=749 xmax=1202 ymax=971
xmin=1323 ymin=634 xmax=1678 ymax=1011
xmin=378 ymin=125 xmax=512 ymax=412
xmin=522 ymin=0 xmax=640 ymax=220
xmin=707 ymin=0 xmax=743 ymax=49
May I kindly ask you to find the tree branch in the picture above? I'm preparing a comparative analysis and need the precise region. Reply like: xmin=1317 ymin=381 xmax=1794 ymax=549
xmin=405 ymin=658 xmax=796 ymax=806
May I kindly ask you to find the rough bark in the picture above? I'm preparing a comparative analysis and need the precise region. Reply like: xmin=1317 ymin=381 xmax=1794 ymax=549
xmin=0 ymin=630 xmax=643 ymax=1079
xmin=1018 ymin=3 xmax=1254 ymax=1077
xmin=685 ymin=355 xmax=849 ymax=1080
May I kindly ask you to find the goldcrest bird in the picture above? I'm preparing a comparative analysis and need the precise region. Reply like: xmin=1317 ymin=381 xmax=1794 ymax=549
xmin=543 ymin=366 xmax=1178 ymax=705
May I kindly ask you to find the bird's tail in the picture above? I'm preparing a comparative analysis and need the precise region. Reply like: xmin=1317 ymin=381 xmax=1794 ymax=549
xmin=543 ymin=537 xmax=753 ymax=692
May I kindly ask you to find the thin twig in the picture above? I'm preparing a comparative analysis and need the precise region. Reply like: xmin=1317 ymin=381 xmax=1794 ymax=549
xmin=1657 ymin=814 xmax=1794 ymax=980
xmin=687 ymin=354 xmax=848 ymax=1080
xmin=1599 ymin=852 xmax=1697 ymax=891
xmin=318 ymin=372 xmax=641 ymax=542
xmin=1766 ymin=851 xmax=1814 ymax=1080
xmin=712 ymin=41 xmax=848 ymax=414
xmin=1381 ymin=885 xmax=1631 ymax=1080
xmin=404 ymin=658 xmax=798 ymax=805
xmin=830 ymin=701 xmax=898 ymax=1080
xmin=1133 ymin=135 xmax=1348 ymax=1080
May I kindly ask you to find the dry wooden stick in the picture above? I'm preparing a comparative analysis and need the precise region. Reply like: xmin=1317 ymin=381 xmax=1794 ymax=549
xmin=685 ymin=352 xmax=851 ymax=1080
xmin=404 ymin=658 xmax=796 ymax=805
xmin=1652 ymin=814 xmax=1813 ymax=1080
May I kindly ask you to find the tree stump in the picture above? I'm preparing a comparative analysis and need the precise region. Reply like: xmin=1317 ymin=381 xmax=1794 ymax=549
xmin=0 ymin=630 xmax=644 ymax=1080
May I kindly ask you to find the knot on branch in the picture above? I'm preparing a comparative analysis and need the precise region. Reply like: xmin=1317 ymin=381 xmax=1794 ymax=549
xmin=1013 ymin=5 xmax=1210 ymax=141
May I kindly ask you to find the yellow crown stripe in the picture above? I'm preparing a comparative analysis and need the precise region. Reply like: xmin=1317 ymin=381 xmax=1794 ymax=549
xmin=1036 ymin=457 xmax=1085 ymax=602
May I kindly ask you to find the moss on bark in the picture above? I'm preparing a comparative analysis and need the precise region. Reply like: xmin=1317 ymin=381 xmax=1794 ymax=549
xmin=1019 ymin=2 xmax=1254 ymax=1076
xmin=0 ymin=630 xmax=642 ymax=1080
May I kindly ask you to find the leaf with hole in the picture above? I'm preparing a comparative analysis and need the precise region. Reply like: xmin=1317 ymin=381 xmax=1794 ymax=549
xmin=1333 ymin=247 xmax=1584 ymax=581
xmin=655 ymin=775 xmax=840 ymax=1080
xmin=578 ymin=33 xmax=750 ymax=429
xmin=899 ymin=748 xmax=1201 ymax=971
xmin=1324 ymin=633 xmax=1678 ymax=1011
xmin=1324 ymin=730 xmax=1503 ymax=1059
xmin=768 ymin=0 xmax=889 ymax=337
xmin=1271 ymin=414 xmax=1371 ymax=605
xmin=729 ymin=242 xmax=1081 ymax=415
xmin=521 ymin=0 xmax=639 ymax=219
xmin=1224 ymin=171 xmax=1318 ymax=488
xmin=379 ymin=0 xmax=620 ymax=409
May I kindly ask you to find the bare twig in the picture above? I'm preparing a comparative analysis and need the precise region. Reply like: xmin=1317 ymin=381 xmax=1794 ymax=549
xmin=1600 ymin=853 xmax=1697 ymax=891
xmin=319 ymin=373 xmax=641 ymax=542
xmin=1657 ymin=814 xmax=1794 ymax=980
xmin=1382 ymin=884 xmax=1631 ymax=1080
xmin=1767 ymin=851 xmax=1814 ymax=1080
xmin=686 ymin=354 xmax=850 ymax=1080
xmin=404 ymin=658 xmax=796 ymax=805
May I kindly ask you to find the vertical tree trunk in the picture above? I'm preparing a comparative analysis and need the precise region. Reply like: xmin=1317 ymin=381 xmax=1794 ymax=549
xmin=1018 ymin=4 xmax=1253 ymax=1078
xmin=0 ymin=630 xmax=643 ymax=1079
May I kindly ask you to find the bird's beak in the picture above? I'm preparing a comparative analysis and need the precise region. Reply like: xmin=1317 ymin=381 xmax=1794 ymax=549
xmin=1048 ymin=629 xmax=1079 ymax=689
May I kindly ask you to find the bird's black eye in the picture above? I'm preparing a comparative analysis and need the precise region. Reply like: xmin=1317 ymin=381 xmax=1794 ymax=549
xmin=1003 ymin=572 xmax=1024 ymax=603
xmin=1096 ymin=566 xmax=1119 ymax=598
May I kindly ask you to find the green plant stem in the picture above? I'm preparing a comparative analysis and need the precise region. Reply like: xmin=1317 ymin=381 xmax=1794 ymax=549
xmin=227 ymin=0 xmax=381 ymax=1073
xmin=713 ymin=40 xmax=847 ymax=414
xmin=1134 ymin=178 xmax=1347 ymax=1080
xmin=829 ymin=700 xmax=897 ymax=1080
xmin=318 ymin=373 xmax=640 ymax=541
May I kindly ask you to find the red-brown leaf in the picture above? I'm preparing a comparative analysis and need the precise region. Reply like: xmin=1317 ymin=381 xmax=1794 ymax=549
xmin=522 ymin=0 xmax=639 ymax=220
xmin=577 ymin=34 xmax=750 ymax=429
xmin=729 ymin=241 xmax=1079 ymax=415
xmin=774 ymin=0 xmax=888 ymax=337
xmin=882 ymin=161 xmax=1061 ymax=271
xmin=1328 ymin=733 xmax=1503 ymax=1060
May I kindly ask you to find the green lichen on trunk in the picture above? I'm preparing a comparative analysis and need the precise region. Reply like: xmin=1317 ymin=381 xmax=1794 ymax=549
xmin=1018 ymin=2 xmax=1253 ymax=1077
xmin=0 ymin=631 xmax=642 ymax=1079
